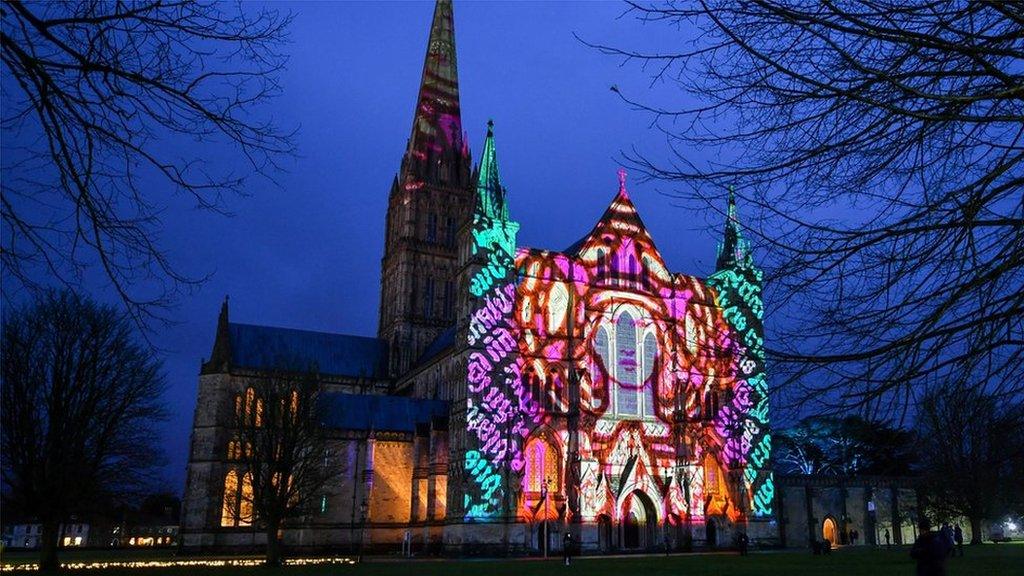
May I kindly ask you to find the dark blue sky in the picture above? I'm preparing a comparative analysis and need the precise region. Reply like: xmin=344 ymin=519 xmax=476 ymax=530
xmin=10 ymin=1 xmax=729 ymax=493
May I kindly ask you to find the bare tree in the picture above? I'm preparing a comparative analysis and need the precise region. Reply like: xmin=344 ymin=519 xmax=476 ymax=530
xmin=228 ymin=364 xmax=331 ymax=566
xmin=1 ymin=290 xmax=167 ymax=571
xmin=775 ymin=419 xmax=830 ymax=475
xmin=776 ymin=415 xmax=916 ymax=476
xmin=916 ymin=386 xmax=1024 ymax=544
xmin=588 ymin=1 xmax=1024 ymax=419
xmin=1 ymin=1 xmax=293 ymax=326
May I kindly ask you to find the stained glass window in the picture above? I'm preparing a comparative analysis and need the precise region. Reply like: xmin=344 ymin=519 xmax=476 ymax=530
xmin=524 ymin=438 xmax=557 ymax=493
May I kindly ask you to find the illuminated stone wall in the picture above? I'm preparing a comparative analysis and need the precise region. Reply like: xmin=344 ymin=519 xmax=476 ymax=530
xmin=369 ymin=440 xmax=415 ymax=524
xmin=449 ymin=159 xmax=776 ymax=551
xmin=708 ymin=195 xmax=775 ymax=518
xmin=511 ymin=174 xmax=752 ymax=532
xmin=776 ymin=475 xmax=920 ymax=549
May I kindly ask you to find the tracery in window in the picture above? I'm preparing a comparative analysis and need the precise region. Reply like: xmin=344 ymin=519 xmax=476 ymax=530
xmin=615 ymin=311 xmax=639 ymax=416
xmin=220 ymin=470 xmax=253 ymax=527
xmin=524 ymin=437 xmax=558 ymax=494
xmin=642 ymin=332 xmax=657 ymax=416
xmin=592 ymin=307 xmax=660 ymax=419
xmin=220 ymin=470 xmax=239 ymax=527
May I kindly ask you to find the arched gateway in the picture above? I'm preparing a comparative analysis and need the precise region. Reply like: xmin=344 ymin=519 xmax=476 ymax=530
xmin=621 ymin=490 xmax=657 ymax=550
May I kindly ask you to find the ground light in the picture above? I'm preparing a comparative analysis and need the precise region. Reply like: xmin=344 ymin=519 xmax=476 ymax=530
xmin=0 ymin=558 xmax=357 ymax=572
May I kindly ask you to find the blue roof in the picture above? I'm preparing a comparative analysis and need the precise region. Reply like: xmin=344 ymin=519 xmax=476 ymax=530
xmin=319 ymin=393 xmax=448 ymax=432
xmin=416 ymin=326 xmax=456 ymax=366
xmin=228 ymin=323 xmax=388 ymax=379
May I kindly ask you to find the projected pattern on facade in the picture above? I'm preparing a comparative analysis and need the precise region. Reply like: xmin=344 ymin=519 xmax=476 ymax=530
xmin=462 ymin=124 xmax=540 ymax=520
xmin=512 ymin=173 xmax=754 ymax=532
xmin=461 ymin=138 xmax=771 ymax=532
xmin=708 ymin=191 xmax=774 ymax=517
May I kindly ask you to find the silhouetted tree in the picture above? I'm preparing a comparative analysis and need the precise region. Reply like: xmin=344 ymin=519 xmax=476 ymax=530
xmin=228 ymin=364 xmax=331 ymax=566
xmin=1 ymin=1 xmax=293 ymax=326
xmin=1 ymin=290 xmax=167 ymax=570
xmin=591 ymin=1 xmax=1024 ymax=420
xmin=917 ymin=387 xmax=1024 ymax=544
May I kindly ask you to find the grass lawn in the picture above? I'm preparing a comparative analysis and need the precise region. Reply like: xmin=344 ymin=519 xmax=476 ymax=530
xmin=2 ymin=544 xmax=1022 ymax=576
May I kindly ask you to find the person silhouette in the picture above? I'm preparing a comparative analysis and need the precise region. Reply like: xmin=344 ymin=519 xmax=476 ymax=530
xmin=911 ymin=518 xmax=952 ymax=576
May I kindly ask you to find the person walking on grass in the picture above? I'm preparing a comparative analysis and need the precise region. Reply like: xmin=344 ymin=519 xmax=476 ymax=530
xmin=911 ymin=518 xmax=951 ymax=576
xmin=940 ymin=524 xmax=954 ymax=557
xmin=563 ymin=532 xmax=573 ymax=566
xmin=953 ymin=525 xmax=964 ymax=557
xmin=885 ymin=528 xmax=891 ymax=548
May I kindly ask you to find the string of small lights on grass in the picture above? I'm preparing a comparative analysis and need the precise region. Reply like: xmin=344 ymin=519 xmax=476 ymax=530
xmin=0 ymin=557 xmax=357 ymax=572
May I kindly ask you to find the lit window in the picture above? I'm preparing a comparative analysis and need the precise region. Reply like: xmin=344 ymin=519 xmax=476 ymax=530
xmin=615 ymin=311 xmax=639 ymax=416
xmin=642 ymin=332 xmax=657 ymax=416
xmin=592 ymin=307 xmax=659 ymax=419
xmin=524 ymin=438 xmax=558 ymax=493
xmin=594 ymin=326 xmax=611 ymax=378
xmin=239 ymin=472 xmax=254 ymax=526
xmin=241 ymin=387 xmax=263 ymax=426
xmin=221 ymin=470 xmax=239 ymax=527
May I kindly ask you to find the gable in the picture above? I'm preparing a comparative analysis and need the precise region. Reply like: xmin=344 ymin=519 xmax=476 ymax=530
xmin=566 ymin=189 xmax=672 ymax=289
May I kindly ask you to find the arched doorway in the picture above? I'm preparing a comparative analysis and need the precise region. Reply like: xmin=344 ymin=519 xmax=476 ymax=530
xmin=822 ymin=517 xmax=838 ymax=549
xmin=597 ymin=515 xmax=612 ymax=552
xmin=621 ymin=490 xmax=657 ymax=550
xmin=534 ymin=521 xmax=554 ymax=553
xmin=706 ymin=519 xmax=718 ymax=547
xmin=624 ymin=512 xmax=641 ymax=549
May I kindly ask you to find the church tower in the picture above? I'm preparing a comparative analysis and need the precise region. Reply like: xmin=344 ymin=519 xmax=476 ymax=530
xmin=708 ymin=189 xmax=775 ymax=523
xmin=378 ymin=0 xmax=474 ymax=376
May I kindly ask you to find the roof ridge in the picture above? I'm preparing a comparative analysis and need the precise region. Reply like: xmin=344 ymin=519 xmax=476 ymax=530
xmin=229 ymin=321 xmax=383 ymax=341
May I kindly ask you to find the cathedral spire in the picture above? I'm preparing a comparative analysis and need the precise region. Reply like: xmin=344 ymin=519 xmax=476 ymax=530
xmin=401 ymin=0 xmax=469 ymax=187
xmin=716 ymin=186 xmax=752 ymax=270
xmin=476 ymin=120 xmax=507 ymax=220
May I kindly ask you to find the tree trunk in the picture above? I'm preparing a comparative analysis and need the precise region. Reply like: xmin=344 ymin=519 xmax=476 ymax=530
xmin=39 ymin=521 xmax=60 ymax=572
xmin=266 ymin=520 xmax=283 ymax=567
xmin=969 ymin=516 xmax=983 ymax=545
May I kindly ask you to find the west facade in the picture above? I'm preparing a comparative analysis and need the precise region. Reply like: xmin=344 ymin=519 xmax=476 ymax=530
xmin=180 ymin=0 xmax=777 ymax=555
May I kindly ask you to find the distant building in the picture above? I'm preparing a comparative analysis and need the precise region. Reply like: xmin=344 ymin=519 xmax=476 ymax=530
xmin=775 ymin=475 xmax=920 ymax=548
xmin=181 ymin=0 xmax=774 ymax=554
xmin=113 ymin=524 xmax=179 ymax=548
xmin=1 ymin=523 xmax=89 ymax=549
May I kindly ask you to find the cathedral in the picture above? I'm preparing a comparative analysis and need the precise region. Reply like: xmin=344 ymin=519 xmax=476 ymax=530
xmin=180 ymin=0 xmax=777 ymax=555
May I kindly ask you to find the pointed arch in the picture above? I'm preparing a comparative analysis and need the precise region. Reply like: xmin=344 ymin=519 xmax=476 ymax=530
xmin=221 ymin=470 xmax=239 ymax=527
xmin=615 ymin=310 xmax=639 ymax=416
